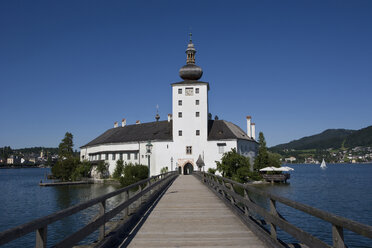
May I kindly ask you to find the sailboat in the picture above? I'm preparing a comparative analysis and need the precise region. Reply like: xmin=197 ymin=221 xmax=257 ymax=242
xmin=320 ymin=159 xmax=327 ymax=169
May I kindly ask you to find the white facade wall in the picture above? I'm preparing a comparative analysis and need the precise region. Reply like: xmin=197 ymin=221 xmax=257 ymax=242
xmin=171 ymin=83 xmax=209 ymax=172
xmin=80 ymin=140 xmax=175 ymax=176
xmin=203 ymin=140 xmax=237 ymax=171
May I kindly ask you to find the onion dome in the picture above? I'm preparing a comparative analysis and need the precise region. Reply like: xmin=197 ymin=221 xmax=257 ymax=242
xmin=179 ymin=33 xmax=203 ymax=80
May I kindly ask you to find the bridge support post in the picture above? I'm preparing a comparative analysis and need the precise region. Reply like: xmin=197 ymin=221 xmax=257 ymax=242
xmin=243 ymin=189 xmax=251 ymax=216
xmin=124 ymin=190 xmax=129 ymax=217
xmin=35 ymin=226 xmax=47 ymax=248
xmin=99 ymin=200 xmax=106 ymax=240
xmin=269 ymin=199 xmax=277 ymax=240
xmin=332 ymin=225 xmax=345 ymax=248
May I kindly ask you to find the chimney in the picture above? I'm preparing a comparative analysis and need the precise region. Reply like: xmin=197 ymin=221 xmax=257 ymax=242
xmin=122 ymin=118 xmax=126 ymax=127
xmin=114 ymin=121 xmax=118 ymax=128
xmin=168 ymin=114 xmax=172 ymax=122
xmin=246 ymin=116 xmax=251 ymax=137
xmin=136 ymin=120 xmax=141 ymax=125
xmin=251 ymin=123 xmax=256 ymax=140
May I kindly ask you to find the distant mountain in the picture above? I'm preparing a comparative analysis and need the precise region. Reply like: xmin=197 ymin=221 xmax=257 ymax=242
xmin=344 ymin=126 xmax=372 ymax=147
xmin=270 ymin=126 xmax=372 ymax=151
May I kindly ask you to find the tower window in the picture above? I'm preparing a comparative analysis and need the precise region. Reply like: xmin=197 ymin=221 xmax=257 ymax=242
xmin=195 ymin=88 xmax=199 ymax=94
xmin=178 ymin=88 xmax=182 ymax=94
xmin=179 ymin=130 xmax=182 ymax=136
xmin=178 ymin=100 xmax=182 ymax=106
xmin=178 ymin=112 xmax=182 ymax=118
xmin=196 ymin=100 xmax=199 ymax=105
xmin=196 ymin=112 xmax=200 ymax=117
xmin=186 ymin=146 xmax=192 ymax=154
xmin=196 ymin=130 xmax=200 ymax=136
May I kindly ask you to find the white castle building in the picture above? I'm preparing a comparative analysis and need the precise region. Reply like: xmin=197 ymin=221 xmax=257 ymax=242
xmin=80 ymin=36 xmax=258 ymax=176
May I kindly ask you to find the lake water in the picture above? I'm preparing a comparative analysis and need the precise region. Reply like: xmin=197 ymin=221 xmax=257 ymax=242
xmin=256 ymin=163 xmax=372 ymax=248
xmin=1 ymin=165 xmax=372 ymax=247
xmin=0 ymin=168 xmax=122 ymax=248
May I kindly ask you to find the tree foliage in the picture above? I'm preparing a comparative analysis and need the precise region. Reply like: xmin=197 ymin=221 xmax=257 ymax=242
xmin=254 ymin=132 xmax=269 ymax=171
xmin=160 ymin=167 xmax=169 ymax=174
xmin=112 ymin=160 xmax=124 ymax=179
xmin=52 ymin=157 xmax=80 ymax=181
xmin=215 ymin=148 xmax=252 ymax=182
xmin=52 ymin=132 xmax=83 ymax=181
xmin=58 ymin=132 xmax=74 ymax=159
xmin=96 ymin=161 xmax=109 ymax=179
xmin=119 ymin=163 xmax=149 ymax=187
xmin=207 ymin=168 xmax=216 ymax=174
xmin=254 ymin=132 xmax=282 ymax=171
xmin=71 ymin=160 xmax=92 ymax=181
xmin=268 ymin=152 xmax=281 ymax=168
xmin=0 ymin=146 xmax=12 ymax=162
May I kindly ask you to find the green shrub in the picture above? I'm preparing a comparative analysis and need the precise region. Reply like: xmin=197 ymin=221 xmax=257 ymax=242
xmin=71 ymin=160 xmax=92 ymax=181
xmin=112 ymin=160 xmax=124 ymax=179
xmin=119 ymin=163 xmax=149 ymax=187
xmin=96 ymin=161 xmax=109 ymax=179
xmin=247 ymin=171 xmax=262 ymax=181
xmin=207 ymin=168 xmax=217 ymax=174
xmin=160 ymin=166 xmax=168 ymax=174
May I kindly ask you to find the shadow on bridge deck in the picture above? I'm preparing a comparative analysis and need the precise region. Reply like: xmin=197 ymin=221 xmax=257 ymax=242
xmin=124 ymin=175 xmax=266 ymax=248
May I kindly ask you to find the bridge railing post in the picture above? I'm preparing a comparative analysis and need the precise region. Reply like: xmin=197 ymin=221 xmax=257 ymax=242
xmin=35 ymin=226 xmax=47 ymax=248
xmin=269 ymin=198 xmax=278 ymax=240
xmin=124 ymin=190 xmax=129 ymax=217
xmin=332 ymin=224 xmax=345 ymax=248
xmin=228 ymin=183 xmax=236 ymax=205
xmin=99 ymin=200 xmax=106 ymax=240
xmin=243 ymin=189 xmax=251 ymax=216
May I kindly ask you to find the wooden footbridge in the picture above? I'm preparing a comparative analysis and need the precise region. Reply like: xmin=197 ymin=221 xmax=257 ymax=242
xmin=1 ymin=172 xmax=372 ymax=248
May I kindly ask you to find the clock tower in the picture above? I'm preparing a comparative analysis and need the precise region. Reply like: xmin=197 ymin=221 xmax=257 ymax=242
xmin=171 ymin=34 xmax=209 ymax=173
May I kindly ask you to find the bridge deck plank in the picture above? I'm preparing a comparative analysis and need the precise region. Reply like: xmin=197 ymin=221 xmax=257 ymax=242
xmin=126 ymin=175 xmax=266 ymax=248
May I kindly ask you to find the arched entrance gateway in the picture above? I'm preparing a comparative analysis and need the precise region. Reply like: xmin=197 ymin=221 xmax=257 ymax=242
xmin=183 ymin=163 xmax=193 ymax=175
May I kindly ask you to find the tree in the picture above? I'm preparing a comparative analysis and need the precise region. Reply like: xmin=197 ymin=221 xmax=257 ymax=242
xmin=119 ymin=163 xmax=149 ymax=187
xmin=52 ymin=157 xmax=80 ymax=181
xmin=112 ymin=160 xmax=124 ymax=179
xmin=96 ymin=161 xmax=109 ymax=179
xmin=52 ymin=132 xmax=78 ymax=181
xmin=0 ymin=146 xmax=12 ymax=164
xmin=207 ymin=168 xmax=216 ymax=174
xmin=216 ymin=148 xmax=250 ymax=178
xmin=58 ymin=132 xmax=74 ymax=159
xmin=268 ymin=152 xmax=281 ymax=168
xmin=160 ymin=167 xmax=169 ymax=174
xmin=72 ymin=160 xmax=92 ymax=181
xmin=254 ymin=132 xmax=269 ymax=171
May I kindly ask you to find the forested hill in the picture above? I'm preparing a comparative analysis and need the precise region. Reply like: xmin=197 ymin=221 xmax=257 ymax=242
xmin=270 ymin=125 xmax=372 ymax=151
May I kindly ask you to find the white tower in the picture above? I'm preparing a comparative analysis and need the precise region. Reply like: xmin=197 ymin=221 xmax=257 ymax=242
xmin=171 ymin=34 xmax=209 ymax=174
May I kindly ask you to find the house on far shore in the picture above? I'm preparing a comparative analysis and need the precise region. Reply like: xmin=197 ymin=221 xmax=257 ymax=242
xmin=7 ymin=156 xmax=21 ymax=165
xmin=285 ymin=156 xmax=296 ymax=163
xmin=80 ymin=36 xmax=259 ymax=176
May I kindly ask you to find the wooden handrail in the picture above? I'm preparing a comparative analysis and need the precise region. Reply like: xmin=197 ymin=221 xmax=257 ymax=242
xmin=196 ymin=171 xmax=372 ymax=248
xmin=0 ymin=171 xmax=178 ymax=247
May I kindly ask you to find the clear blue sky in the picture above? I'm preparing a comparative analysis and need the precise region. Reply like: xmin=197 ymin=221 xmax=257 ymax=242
xmin=1 ymin=0 xmax=371 ymax=149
